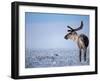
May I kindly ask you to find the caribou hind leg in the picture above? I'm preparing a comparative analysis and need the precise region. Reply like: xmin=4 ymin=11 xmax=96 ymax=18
xmin=84 ymin=48 xmax=87 ymax=61
xmin=79 ymin=49 xmax=82 ymax=62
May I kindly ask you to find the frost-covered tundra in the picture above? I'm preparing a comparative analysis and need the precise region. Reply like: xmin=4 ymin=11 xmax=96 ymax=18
xmin=64 ymin=21 xmax=89 ymax=62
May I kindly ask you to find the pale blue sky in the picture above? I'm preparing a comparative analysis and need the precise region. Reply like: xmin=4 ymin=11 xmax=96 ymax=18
xmin=25 ymin=12 xmax=89 ymax=49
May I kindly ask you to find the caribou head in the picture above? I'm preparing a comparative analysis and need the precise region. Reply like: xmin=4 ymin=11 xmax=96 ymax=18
xmin=64 ymin=21 xmax=83 ymax=41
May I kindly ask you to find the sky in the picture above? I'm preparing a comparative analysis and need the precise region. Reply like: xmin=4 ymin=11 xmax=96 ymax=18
xmin=25 ymin=12 xmax=89 ymax=50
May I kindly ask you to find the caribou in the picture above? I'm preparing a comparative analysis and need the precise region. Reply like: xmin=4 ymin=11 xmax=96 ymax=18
xmin=64 ymin=21 xmax=89 ymax=62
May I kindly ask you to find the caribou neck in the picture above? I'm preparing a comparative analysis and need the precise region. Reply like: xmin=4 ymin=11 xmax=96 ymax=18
xmin=70 ymin=34 xmax=79 ymax=42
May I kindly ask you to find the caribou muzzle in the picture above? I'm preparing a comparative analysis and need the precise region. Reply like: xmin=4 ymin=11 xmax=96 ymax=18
xmin=64 ymin=35 xmax=68 ymax=40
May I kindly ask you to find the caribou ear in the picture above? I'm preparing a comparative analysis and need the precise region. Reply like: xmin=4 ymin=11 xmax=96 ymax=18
xmin=67 ymin=29 xmax=72 ymax=32
xmin=67 ymin=26 xmax=74 ymax=32
xmin=68 ymin=30 xmax=73 ymax=32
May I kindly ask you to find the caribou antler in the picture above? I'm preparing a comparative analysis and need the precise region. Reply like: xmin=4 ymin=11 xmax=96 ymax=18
xmin=73 ymin=21 xmax=83 ymax=31
xmin=67 ymin=21 xmax=83 ymax=32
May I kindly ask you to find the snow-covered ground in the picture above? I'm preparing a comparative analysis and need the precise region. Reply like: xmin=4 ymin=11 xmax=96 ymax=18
xmin=25 ymin=48 xmax=89 ymax=68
